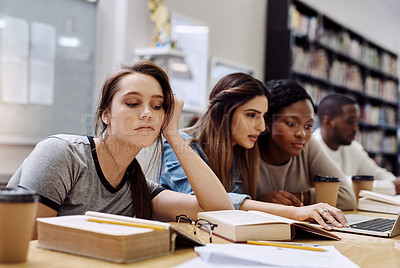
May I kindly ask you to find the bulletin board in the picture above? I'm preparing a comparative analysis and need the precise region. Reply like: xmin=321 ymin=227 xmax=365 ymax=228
xmin=0 ymin=0 xmax=97 ymax=144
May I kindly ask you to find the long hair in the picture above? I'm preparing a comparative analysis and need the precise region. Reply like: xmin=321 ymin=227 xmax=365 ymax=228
xmin=185 ymin=73 xmax=270 ymax=198
xmin=93 ymin=60 xmax=174 ymax=219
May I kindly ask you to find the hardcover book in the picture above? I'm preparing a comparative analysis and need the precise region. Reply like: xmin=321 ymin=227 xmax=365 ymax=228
xmin=197 ymin=210 xmax=340 ymax=242
xmin=36 ymin=212 xmax=172 ymax=263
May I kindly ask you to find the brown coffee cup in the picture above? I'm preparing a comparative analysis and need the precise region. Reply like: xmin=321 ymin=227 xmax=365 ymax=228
xmin=352 ymin=175 xmax=374 ymax=203
xmin=314 ymin=175 xmax=340 ymax=207
xmin=0 ymin=187 xmax=39 ymax=264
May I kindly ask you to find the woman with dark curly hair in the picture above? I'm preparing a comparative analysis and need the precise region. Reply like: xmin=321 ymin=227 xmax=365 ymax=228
xmin=257 ymin=79 xmax=356 ymax=212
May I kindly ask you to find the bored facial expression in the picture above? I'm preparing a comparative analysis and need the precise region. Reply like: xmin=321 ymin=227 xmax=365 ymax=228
xmin=269 ymin=99 xmax=314 ymax=156
xmin=103 ymin=73 xmax=165 ymax=148
xmin=231 ymin=95 xmax=268 ymax=149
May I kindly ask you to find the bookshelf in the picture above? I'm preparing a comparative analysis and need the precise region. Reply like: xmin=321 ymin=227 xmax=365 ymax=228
xmin=265 ymin=0 xmax=399 ymax=175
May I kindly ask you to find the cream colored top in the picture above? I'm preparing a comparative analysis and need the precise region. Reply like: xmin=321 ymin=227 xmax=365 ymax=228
xmin=313 ymin=128 xmax=396 ymax=196
xmin=257 ymin=136 xmax=356 ymax=210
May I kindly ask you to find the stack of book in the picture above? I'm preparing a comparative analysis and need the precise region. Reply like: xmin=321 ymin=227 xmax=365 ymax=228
xmin=36 ymin=211 xmax=204 ymax=263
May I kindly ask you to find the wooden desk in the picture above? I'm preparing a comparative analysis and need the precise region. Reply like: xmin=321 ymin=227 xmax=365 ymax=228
xmin=2 ymin=211 xmax=400 ymax=268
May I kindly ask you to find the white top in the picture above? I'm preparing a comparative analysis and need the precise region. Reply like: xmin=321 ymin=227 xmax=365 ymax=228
xmin=313 ymin=128 xmax=396 ymax=196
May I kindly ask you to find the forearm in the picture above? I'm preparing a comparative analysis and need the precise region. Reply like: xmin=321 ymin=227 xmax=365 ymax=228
xmin=239 ymin=199 xmax=298 ymax=219
xmin=164 ymin=133 xmax=234 ymax=211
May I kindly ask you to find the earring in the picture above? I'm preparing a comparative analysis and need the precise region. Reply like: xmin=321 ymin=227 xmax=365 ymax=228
xmin=103 ymin=127 xmax=108 ymax=141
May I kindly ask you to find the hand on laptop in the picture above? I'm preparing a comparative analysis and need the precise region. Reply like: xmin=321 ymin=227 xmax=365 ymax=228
xmin=292 ymin=203 xmax=349 ymax=230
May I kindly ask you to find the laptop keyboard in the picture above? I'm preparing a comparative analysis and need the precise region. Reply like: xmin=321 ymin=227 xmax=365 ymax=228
xmin=349 ymin=218 xmax=396 ymax=232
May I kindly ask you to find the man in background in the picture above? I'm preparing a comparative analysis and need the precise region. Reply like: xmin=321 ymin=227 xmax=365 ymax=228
xmin=314 ymin=93 xmax=400 ymax=195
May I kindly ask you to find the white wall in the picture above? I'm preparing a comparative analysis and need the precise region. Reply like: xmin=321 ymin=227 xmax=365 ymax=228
xmin=166 ymin=0 xmax=267 ymax=80
xmin=0 ymin=0 xmax=267 ymax=183
xmin=95 ymin=0 xmax=267 ymax=96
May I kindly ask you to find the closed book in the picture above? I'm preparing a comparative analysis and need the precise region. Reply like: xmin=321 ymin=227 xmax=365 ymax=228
xmin=36 ymin=212 xmax=171 ymax=263
xmin=198 ymin=210 xmax=340 ymax=242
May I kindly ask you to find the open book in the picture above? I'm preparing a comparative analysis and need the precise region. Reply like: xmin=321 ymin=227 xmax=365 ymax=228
xmin=36 ymin=211 xmax=203 ymax=263
xmin=197 ymin=210 xmax=340 ymax=242
xmin=357 ymin=190 xmax=400 ymax=214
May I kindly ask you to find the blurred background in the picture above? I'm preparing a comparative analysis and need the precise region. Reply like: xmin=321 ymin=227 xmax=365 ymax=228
xmin=1 ymin=0 xmax=400 ymax=184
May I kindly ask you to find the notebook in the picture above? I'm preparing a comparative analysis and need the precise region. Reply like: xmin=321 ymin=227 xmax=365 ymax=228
xmin=329 ymin=211 xmax=400 ymax=237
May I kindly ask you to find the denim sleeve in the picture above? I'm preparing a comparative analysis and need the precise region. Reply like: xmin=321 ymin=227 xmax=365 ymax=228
xmin=159 ymin=138 xmax=194 ymax=194
xmin=160 ymin=134 xmax=251 ymax=210
xmin=227 ymin=192 xmax=251 ymax=210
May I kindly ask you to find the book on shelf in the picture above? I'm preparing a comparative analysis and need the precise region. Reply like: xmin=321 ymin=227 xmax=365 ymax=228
xmin=197 ymin=210 xmax=340 ymax=243
xmin=36 ymin=211 xmax=203 ymax=263
xmin=357 ymin=190 xmax=400 ymax=214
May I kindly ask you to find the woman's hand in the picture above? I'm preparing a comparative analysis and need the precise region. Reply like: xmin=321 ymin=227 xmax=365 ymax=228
xmin=258 ymin=190 xmax=303 ymax=207
xmin=292 ymin=203 xmax=349 ymax=230
xmin=162 ymin=95 xmax=184 ymax=140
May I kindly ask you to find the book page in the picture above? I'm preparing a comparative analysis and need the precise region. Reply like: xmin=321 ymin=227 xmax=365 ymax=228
xmin=85 ymin=211 xmax=170 ymax=228
xmin=358 ymin=197 xmax=400 ymax=214
xmin=248 ymin=210 xmax=295 ymax=223
xmin=359 ymin=190 xmax=400 ymax=206
xmin=198 ymin=210 xmax=293 ymax=226
xmin=37 ymin=215 xmax=154 ymax=236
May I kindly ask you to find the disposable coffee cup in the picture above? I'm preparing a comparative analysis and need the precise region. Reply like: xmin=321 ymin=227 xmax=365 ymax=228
xmin=352 ymin=175 xmax=374 ymax=203
xmin=314 ymin=175 xmax=340 ymax=207
xmin=0 ymin=187 xmax=39 ymax=264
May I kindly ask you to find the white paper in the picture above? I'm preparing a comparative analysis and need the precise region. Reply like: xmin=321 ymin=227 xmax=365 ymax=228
xmin=1 ymin=16 xmax=29 ymax=104
xmin=29 ymin=21 xmax=56 ymax=105
xmin=174 ymin=244 xmax=359 ymax=268
xmin=174 ymin=256 xmax=274 ymax=268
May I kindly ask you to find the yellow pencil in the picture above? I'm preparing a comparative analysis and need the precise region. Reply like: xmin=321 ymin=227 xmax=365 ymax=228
xmin=247 ymin=240 xmax=325 ymax=252
xmin=88 ymin=218 xmax=166 ymax=231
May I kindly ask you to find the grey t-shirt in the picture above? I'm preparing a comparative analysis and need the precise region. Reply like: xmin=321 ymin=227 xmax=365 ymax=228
xmin=8 ymin=134 xmax=163 ymax=216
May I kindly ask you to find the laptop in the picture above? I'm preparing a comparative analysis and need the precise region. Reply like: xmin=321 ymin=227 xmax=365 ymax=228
xmin=328 ymin=211 xmax=400 ymax=237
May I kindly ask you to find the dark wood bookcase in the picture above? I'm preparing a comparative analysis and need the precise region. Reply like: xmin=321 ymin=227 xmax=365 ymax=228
xmin=265 ymin=0 xmax=399 ymax=175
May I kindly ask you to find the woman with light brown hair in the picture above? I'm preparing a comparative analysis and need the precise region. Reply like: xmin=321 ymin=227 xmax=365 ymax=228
xmin=160 ymin=73 xmax=349 ymax=229
xmin=7 ymin=60 xmax=234 ymax=239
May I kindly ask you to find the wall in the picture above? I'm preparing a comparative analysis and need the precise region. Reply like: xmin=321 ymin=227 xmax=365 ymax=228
xmin=95 ymin=0 xmax=267 ymax=101
xmin=1 ymin=0 xmax=268 ymax=183
xmin=0 ymin=0 xmax=97 ymax=184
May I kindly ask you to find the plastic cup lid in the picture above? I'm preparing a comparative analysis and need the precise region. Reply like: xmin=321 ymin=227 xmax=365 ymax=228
xmin=314 ymin=175 xmax=340 ymax=182
xmin=0 ymin=187 xmax=39 ymax=203
xmin=351 ymin=175 xmax=374 ymax=181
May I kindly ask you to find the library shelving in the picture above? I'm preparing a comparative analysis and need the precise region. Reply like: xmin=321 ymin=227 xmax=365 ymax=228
xmin=265 ymin=0 xmax=399 ymax=174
